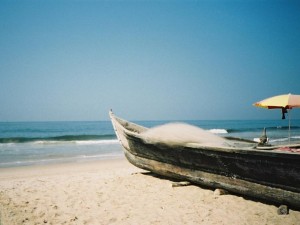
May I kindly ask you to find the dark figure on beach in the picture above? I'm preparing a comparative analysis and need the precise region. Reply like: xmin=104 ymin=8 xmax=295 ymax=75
xmin=259 ymin=128 xmax=268 ymax=145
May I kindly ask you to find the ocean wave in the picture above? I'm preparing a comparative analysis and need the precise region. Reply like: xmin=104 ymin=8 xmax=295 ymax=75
xmin=269 ymin=137 xmax=289 ymax=143
xmin=269 ymin=126 xmax=300 ymax=130
xmin=0 ymin=134 xmax=117 ymax=144
xmin=29 ymin=139 xmax=119 ymax=146
xmin=209 ymin=129 xmax=228 ymax=134
xmin=269 ymin=138 xmax=289 ymax=143
xmin=268 ymin=135 xmax=300 ymax=143
xmin=223 ymin=126 xmax=300 ymax=134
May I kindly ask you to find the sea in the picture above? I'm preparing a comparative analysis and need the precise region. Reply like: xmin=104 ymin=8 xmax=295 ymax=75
xmin=1 ymin=119 xmax=300 ymax=168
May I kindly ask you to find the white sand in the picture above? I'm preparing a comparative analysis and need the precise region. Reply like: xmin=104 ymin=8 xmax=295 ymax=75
xmin=0 ymin=158 xmax=299 ymax=225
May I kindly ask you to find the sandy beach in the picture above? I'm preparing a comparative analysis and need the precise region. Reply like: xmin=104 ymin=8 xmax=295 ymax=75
xmin=0 ymin=158 xmax=299 ymax=225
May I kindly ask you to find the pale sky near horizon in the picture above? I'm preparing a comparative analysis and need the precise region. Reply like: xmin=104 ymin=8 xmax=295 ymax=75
xmin=0 ymin=0 xmax=300 ymax=121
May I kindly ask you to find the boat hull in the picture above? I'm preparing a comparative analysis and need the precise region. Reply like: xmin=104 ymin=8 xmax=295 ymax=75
xmin=123 ymin=147 xmax=300 ymax=208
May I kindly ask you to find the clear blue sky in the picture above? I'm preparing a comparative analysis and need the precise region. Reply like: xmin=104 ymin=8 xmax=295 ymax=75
xmin=0 ymin=0 xmax=299 ymax=121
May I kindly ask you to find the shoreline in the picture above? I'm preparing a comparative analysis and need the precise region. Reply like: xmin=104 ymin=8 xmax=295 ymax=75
xmin=1 ymin=158 xmax=300 ymax=224
xmin=0 ymin=157 xmax=127 ymax=179
xmin=0 ymin=154 xmax=124 ymax=171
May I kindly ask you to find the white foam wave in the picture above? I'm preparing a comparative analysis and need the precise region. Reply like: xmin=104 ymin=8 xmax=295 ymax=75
xmin=0 ymin=143 xmax=16 ymax=147
xmin=0 ymin=153 xmax=124 ymax=168
xmin=209 ymin=129 xmax=228 ymax=134
xmin=77 ymin=153 xmax=123 ymax=159
xmin=33 ymin=140 xmax=62 ymax=145
xmin=269 ymin=138 xmax=289 ymax=143
xmin=30 ymin=139 xmax=119 ymax=145
xmin=75 ymin=140 xmax=119 ymax=145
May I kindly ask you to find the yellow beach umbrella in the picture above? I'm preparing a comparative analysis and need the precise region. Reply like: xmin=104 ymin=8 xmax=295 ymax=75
xmin=254 ymin=93 xmax=300 ymax=110
xmin=253 ymin=93 xmax=300 ymax=143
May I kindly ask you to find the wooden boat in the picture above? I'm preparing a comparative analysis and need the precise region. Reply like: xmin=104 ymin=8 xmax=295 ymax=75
xmin=109 ymin=111 xmax=300 ymax=208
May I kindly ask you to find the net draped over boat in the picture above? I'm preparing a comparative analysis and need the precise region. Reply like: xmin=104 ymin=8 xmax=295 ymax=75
xmin=140 ymin=123 xmax=231 ymax=147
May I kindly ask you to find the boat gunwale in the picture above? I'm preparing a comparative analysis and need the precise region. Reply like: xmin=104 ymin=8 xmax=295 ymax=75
xmin=110 ymin=111 xmax=300 ymax=157
xmin=122 ymin=127 xmax=300 ymax=158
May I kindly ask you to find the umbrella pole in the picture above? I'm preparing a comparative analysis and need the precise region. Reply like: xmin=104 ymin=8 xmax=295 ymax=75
xmin=288 ymin=109 xmax=291 ymax=144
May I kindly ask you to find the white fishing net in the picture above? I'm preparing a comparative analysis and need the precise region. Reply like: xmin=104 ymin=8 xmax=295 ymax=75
xmin=141 ymin=123 xmax=231 ymax=147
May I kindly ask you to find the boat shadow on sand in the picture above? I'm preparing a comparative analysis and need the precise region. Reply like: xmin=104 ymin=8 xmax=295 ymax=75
xmin=135 ymin=171 xmax=300 ymax=212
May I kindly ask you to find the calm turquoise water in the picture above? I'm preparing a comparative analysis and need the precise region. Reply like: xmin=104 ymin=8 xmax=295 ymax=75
xmin=1 ymin=119 xmax=300 ymax=168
